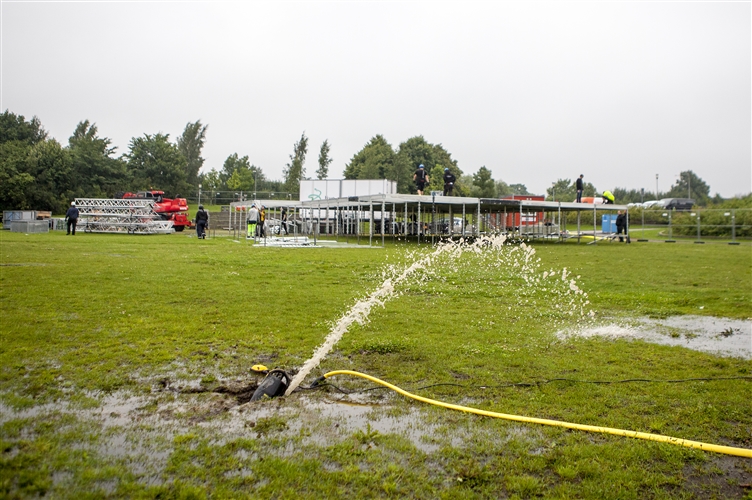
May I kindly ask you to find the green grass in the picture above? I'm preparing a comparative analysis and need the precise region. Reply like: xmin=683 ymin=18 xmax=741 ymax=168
xmin=1 ymin=230 xmax=751 ymax=498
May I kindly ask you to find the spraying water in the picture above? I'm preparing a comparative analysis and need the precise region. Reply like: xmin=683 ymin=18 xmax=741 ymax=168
xmin=285 ymin=234 xmax=593 ymax=395
xmin=285 ymin=239 xmax=455 ymax=394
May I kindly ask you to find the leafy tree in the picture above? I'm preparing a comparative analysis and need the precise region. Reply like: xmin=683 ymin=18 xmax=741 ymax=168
xmin=68 ymin=120 xmax=128 ymax=198
xmin=222 ymin=154 xmax=263 ymax=194
xmin=0 ymin=141 xmax=36 ymax=210
xmin=611 ymin=188 xmax=647 ymax=204
xmin=24 ymin=139 xmax=73 ymax=211
xmin=0 ymin=110 xmax=47 ymax=145
xmin=546 ymin=178 xmax=598 ymax=201
xmin=177 ymin=120 xmax=208 ymax=188
xmin=283 ymin=132 xmax=308 ymax=195
xmin=471 ymin=166 xmax=495 ymax=198
xmin=495 ymin=180 xmax=513 ymax=197
xmin=344 ymin=135 xmax=398 ymax=182
xmin=199 ymin=168 xmax=221 ymax=201
xmin=395 ymin=136 xmax=462 ymax=194
xmin=0 ymin=111 xmax=71 ymax=212
xmin=317 ymin=139 xmax=332 ymax=179
xmin=666 ymin=170 xmax=710 ymax=205
xmin=546 ymin=179 xmax=575 ymax=202
xmin=508 ymin=183 xmax=530 ymax=195
xmin=125 ymin=133 xmax=188 ymax=197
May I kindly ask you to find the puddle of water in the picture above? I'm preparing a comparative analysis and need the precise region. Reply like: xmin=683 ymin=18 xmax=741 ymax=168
xmin=221 ymin=394 xmax=442 ymax=453
xmin=558 ymin=316 xmax=752 ymax=359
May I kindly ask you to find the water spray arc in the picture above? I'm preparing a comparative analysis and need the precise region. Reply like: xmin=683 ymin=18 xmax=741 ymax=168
xmin=284 ymin=241 xmax=455 ymax=395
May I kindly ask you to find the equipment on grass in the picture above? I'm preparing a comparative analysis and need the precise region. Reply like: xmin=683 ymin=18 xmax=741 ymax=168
xmin=119 ymin=190 xmax=193 ymax=232
xmin=250 ymin=369 xmax=290 ymax=401
xmin=74 ymin=198 xmax=174 ymax=234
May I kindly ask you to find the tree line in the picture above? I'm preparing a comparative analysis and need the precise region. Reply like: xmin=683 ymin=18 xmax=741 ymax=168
xmin=0 ymin=111 xmax=211 ymax=213
xmin=1 ymin=109 xmax=744 ymax=214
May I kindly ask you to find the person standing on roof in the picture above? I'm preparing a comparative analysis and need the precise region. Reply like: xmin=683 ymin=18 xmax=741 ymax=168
xmin=65 ymin=201 xmax=79 ymax=235
xmin=195 ymin=205 xmax=209 ymax=239
xmin=413 ymin=164 xmax=429 ymax=195
xmin=602 ymin=190 xmax=615 ymax=204
xmin=247 ymin=204 xmax=258 ymax=239
xmin=576 ymin=174 xmax=584 ymax=203
xmin=443 ymin=168 xmax=456 ymax=196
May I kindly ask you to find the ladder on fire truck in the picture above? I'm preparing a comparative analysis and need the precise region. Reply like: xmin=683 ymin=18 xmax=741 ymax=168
xmin=74 ymin=198 xmax=174 ymax=234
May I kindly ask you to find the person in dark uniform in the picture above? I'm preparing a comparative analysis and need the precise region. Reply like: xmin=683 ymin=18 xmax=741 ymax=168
xmin=576 ymin=174 xmax=584 ymax=202
xmin=195 ymin=205 xmax=209 ymax=239
xmin=616 ymin=210 xmax=630 ymax=243
xmin=443 ymin=168 xmax=456 ymax=196
xmin=413 ymin=164 xmax=429 ymax=195
xmin=65 ymin=201 xmax=79 ymax=235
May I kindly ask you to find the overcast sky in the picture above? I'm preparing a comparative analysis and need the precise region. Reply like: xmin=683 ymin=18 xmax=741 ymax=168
xmin=2 ymin=1 xmax=750 ymax=198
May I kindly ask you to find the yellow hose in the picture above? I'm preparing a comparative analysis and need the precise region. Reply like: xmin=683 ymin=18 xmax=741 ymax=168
xmin=321 ymin=370 xmax=752 ymax=459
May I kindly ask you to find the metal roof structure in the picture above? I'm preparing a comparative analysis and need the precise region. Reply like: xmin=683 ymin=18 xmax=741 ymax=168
xmin=232 ymin=194 xmax=627 ymax=214
xmin=227 ymin=194 xmax=629 ymax=245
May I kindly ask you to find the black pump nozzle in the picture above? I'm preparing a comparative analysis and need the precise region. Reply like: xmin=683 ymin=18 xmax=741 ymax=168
xmin=250 ymin=369 xmax=290 ymax=401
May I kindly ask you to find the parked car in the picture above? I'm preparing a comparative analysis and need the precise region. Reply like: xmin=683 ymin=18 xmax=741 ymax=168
xmin=661 ymin=198 xmax=695 ymax=210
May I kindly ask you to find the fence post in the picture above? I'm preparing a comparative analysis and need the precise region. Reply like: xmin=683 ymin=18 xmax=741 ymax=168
xmin=665 ymin=210 xmax=675 ymax=243
xmin=729 ymin=209 xmax=739 ymax=245
xmin=694 ymin=210 xmax=704 ymax=244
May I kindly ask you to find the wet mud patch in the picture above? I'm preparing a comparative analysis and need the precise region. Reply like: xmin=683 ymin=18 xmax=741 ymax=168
xmin=557 ymin=316 xmax=752 ymax=359
xmin=683 ymin=455 xmax=752 ymax=498
xmin=178 ymin=380 xmax=259 ymax=405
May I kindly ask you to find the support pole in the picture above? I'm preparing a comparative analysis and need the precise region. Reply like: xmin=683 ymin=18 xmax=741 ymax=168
xmin=477 ymin=201 xmax=481 ymax=238
xmin=417 ymin=202 xmax=421 ymax=245
xmin=729 ymin=209 xmax=739 ymax=245
xmin=369 ymin=201 xmax=373 ymax=247
xmin=462 ymin=203 xmax=466 ymax=237
xmin=382 ymin=199 xmax=386 ymax=247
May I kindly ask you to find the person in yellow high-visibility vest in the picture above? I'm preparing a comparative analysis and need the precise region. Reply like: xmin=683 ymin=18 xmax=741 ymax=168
xmin=602 ymin=190 xmax=615 ymax=204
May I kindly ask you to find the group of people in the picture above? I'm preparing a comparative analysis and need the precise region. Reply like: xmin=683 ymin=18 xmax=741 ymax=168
xmin=245 ymin=204 xmax=288 ymax=239
xmin=412 ymin=164 xmax=456 ymax=196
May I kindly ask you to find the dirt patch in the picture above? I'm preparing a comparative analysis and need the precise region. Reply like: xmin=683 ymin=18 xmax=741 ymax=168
xmin=683 ymin=455 xmax=752 ymax=499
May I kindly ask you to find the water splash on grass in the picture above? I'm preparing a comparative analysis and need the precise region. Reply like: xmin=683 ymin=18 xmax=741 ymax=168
xmin=286 ymin=235 xmax=593 ymax=394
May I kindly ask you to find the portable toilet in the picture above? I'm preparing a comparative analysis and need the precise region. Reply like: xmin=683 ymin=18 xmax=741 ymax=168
xmin=602 ymin=214 xmax=618 ymax=233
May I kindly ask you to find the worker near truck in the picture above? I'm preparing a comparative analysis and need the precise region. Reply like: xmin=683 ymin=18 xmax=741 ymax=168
xmin=65 ymin=201 xmax=79 ymax=235
xmin=195 ymin=205 xmax=209 ymax=239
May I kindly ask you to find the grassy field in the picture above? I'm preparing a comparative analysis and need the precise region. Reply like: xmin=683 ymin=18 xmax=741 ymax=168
xmin=1 ymin=230 xmax=751 ymax=498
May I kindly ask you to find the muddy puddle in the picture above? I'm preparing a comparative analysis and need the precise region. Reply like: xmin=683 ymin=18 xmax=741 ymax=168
xmin=558 ymin=315 xmax=752 ymax=359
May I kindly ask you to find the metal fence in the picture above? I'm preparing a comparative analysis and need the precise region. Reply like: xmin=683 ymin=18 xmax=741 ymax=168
xmin=626 ymin=208 xmax=751 ymax=242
